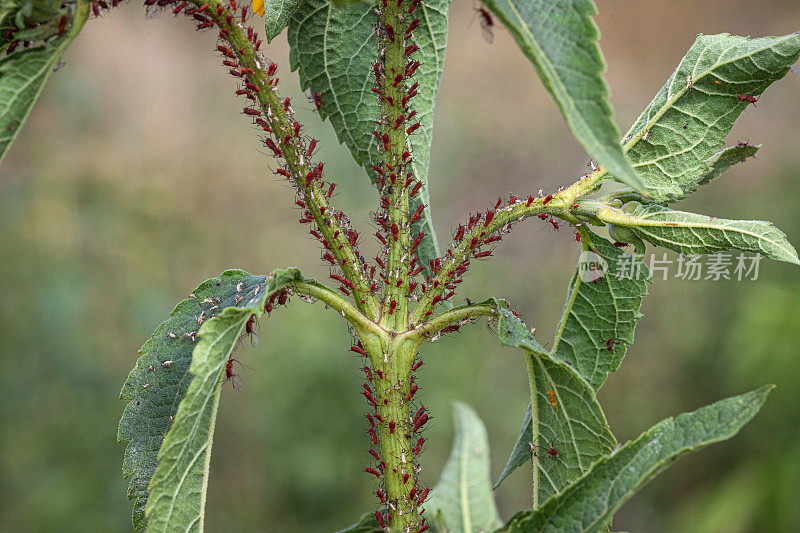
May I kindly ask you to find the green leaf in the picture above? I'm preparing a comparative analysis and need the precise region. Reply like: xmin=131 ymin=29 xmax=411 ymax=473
xmin=428 ymin=403 xmax=502 ymax=533
xmin=480 ymin=0 xmax=644 ymax=192
xmin=552 ymin=236 xmax=650 ymax=391
xmin=287 ymin=0 xmax=448 ymax=278
xmin=0 ymin=1 xmax=87 ymax=164
xmin=492 ymin=306 xmax=616 ymax=497
xmin=620 ymin=32 xmax=800 ymax=203
xmin=118 ymin=268 xmax=302 ymax=530
xmin=599 ymin=203 xmax=800 ymax=265
xmin=331 ymin=0 xmax=366 ymax=8
xmin=611 ymin=144 xmax=760 ymax=204
xmin=496 ymin=385 xmax=774 ymax=533
xmin=263 ymin=0 xmax=304 ymax=43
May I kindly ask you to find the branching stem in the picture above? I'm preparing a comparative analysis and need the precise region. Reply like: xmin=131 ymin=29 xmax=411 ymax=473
xmin=183 ymin=0 xmax=380 ymax=321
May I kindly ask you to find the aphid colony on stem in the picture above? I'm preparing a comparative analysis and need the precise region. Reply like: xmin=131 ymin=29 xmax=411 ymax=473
xmin=81 ymin=0 xmax=588 ymax=530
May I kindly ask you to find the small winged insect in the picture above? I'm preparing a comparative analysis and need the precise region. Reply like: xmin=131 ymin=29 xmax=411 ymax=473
xmin=53 ymin=60 xmax=66 ymax=72
xmin=240 ymin=313 xmax=260 ymax=347
xmin=474 ymin=3 xmax=494 ymax=43
xmin=225 ymin=357 xmax=251 ymax=392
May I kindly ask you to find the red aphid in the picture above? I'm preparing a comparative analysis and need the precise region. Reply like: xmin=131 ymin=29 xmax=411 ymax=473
xmin=244 ymin=314 xmax=260 ymax=346
xmin=388 ymin=299 xmax=397 ymax=315
xmin=736 ymin=94 xmax=758 ymax=105
xmin=476 ymin=6 xmax=494 ymax=30
xmin=549 ymin=219 xmax=559 ymax=230
xmin=384 ymin=23 xmax=395 ymax=42
xmin=606 ymin=338 xmax=615 ymax=351
xmin=390 ymin=223 xmax=400 ymax=241
xmin=413 ymin=413 xmax=429 ymax=432
xmin=542 ymin=194 xmax=554 ymax=205
xmin=267 ymin=62 xmax=278 ymax=76
xmin=406 ymin=122 xmax=421 ymax=135
xmin=225 ymin=358 xmax=243 ymax=392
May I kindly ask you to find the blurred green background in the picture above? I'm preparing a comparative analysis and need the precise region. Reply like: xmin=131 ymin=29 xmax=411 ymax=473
xmin=1 ymin=1 xmax=799 ymax=531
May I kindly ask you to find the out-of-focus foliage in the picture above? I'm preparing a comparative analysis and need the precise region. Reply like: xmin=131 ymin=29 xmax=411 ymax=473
xmin=0 ymin=1 xmax=798 ymax=531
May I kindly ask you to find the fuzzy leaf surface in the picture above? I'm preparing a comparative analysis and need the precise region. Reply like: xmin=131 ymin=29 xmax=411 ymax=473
xmin=263 ymin=0 xmax=304 ymax=42
xmin=0 ymin=1 xmax=85 ymax=163
xmin=287 ymin=0 xmax=448 ymax=277
xmin=496 ymin=386 xmax=773 ymax=533
xmin=428 ymin=403 xmax=502 ymax=533
xmin=118 ymin=268 xmax=301 ymax=530
xmin=492 ymin=305 xmax=616 ymax=498
xmin=620 ymin=32 xmax=800 ymax=203
xmin=600 ymin=203 xmax=799 ymax=265
xmin=552 ymin=236 xmax=650 ymax=391
xmin=481 ymin=0 xmax=644 ymax=192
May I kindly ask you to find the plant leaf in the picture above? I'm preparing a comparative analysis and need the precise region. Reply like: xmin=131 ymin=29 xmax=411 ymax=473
xmin=287 ymin=0 xmax=448 ymax=278
xmin=480 ymin=0 xmax=644 ymax=192
xmin=598 ymin=203 xmax=800 ymax=265
xmin=263 ymin=0 xmax=304 ymax=43
xmin=428 ymin=402 xmax=502 ymax=533
xmin=118 ymin=268 xmax=302 ymax=530
xmin=620 ymin=32 xmax=800 ymax=203
xmin=612 ymin=144 xmax=760 ymax=204
xmin=552 ymin=236 xmax=650 ymax=391
xmin=0 ymin=1 xmax=87 ymax=164
xmin=492 ymin=305 xmax=616 ymax=496
xmin=496 ymin=385 xmax=774 ymax=533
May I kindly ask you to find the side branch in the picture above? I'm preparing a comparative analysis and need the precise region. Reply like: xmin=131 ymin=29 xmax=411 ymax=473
xmin=402 ymin=302 xmax=497 ymax=341
xmin=286 ymin=280 xmax=381 ymax=335
xmin=409 ymin=171 xmax=606 ymax=325
xmin=183 ymin=0 xmax=380 ymax=320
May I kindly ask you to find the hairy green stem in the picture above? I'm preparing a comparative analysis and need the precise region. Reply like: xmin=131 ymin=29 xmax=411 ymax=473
xmin=286 ymin=280 xmax=381 ymax=335
xmin=403 ymin=303 xmax=496 ymax=341
xmin=360 ymin=332 xmax=420 ymax=532
xmin=409 ymin=169 xmax=608 ymax=325
xmin=184 ymin=0 xmax=380 ymax=320
xmin=379 ymin=0 xmax=412 ymax=333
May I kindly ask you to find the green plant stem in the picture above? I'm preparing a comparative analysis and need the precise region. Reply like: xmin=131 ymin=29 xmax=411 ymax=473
xmin=183 ymin=0 xmax=380 ymax=321
xmin=409 ymin=169 xmax=608 ymax=325
xmin=525 ymin=353 xmax=541 ymax=510
xmin=380 ymin=0 xmax=412 ymax=332
xmin=360 ymin=332 xmax=420 ymax=532
xmin=286 ymin=280 xmax=381 ymax=335
xmin=402 ymin=302 xmax=497 ymax=341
